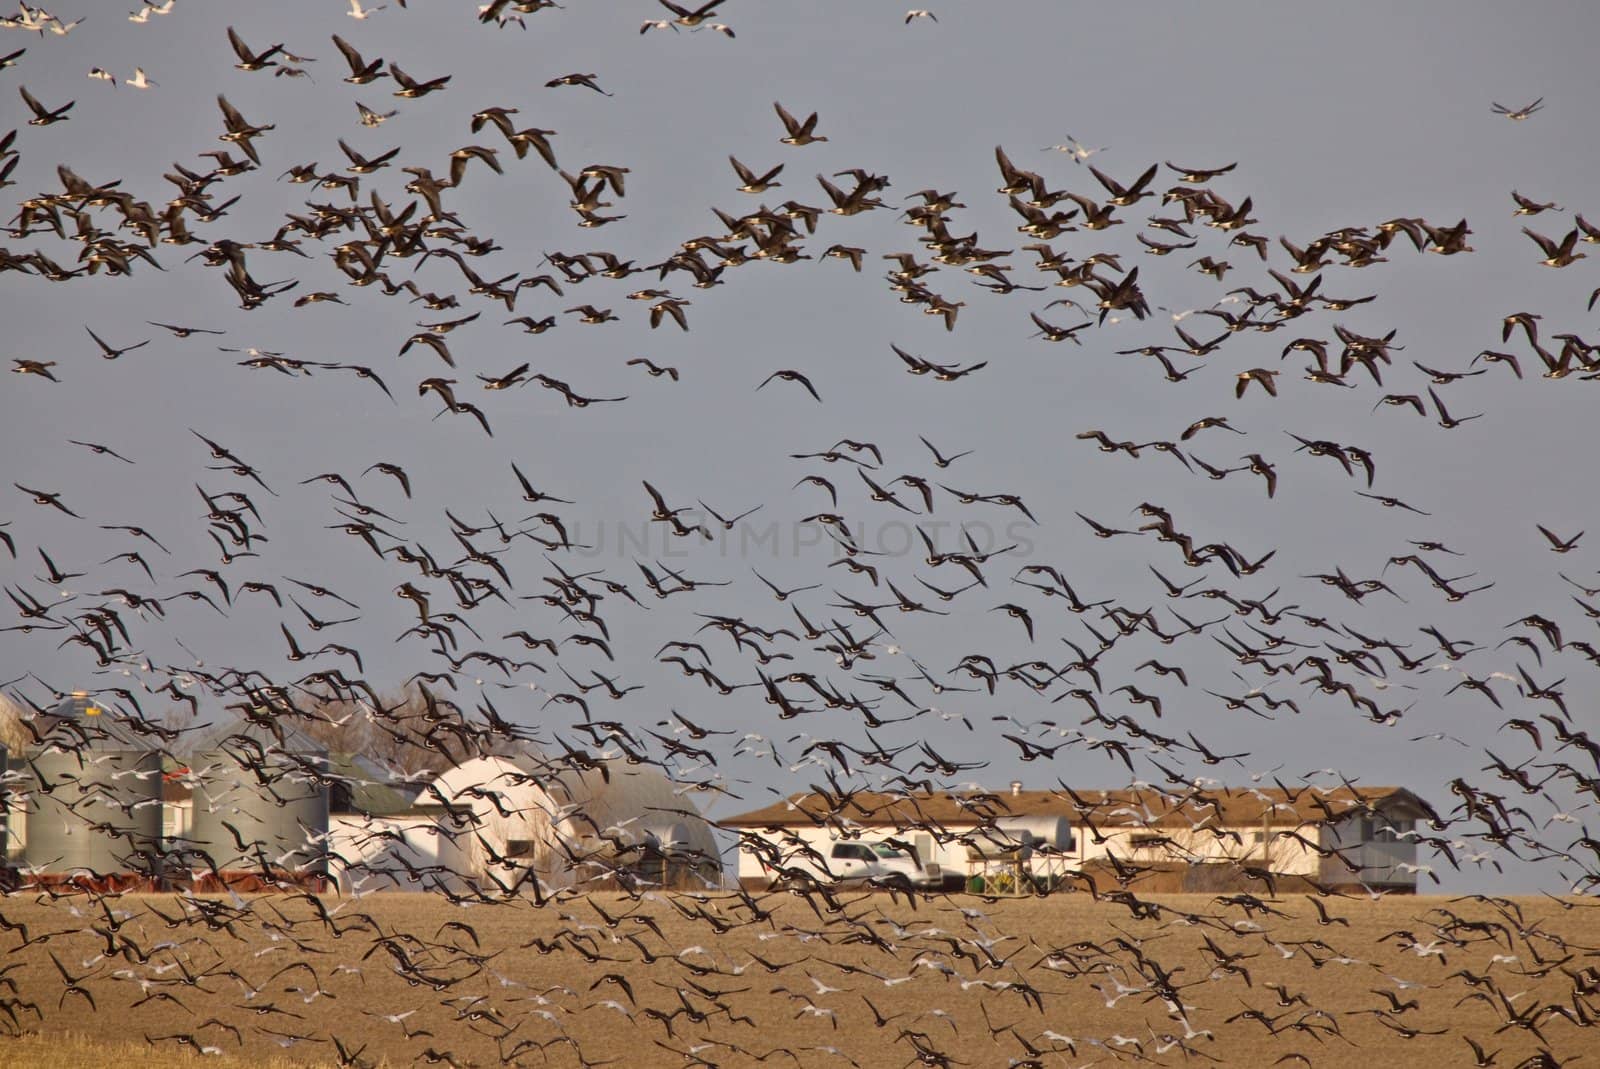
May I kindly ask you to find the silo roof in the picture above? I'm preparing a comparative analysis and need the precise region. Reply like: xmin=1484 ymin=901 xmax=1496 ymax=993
xmin=32 ymin=694 xmax=163 ymax=751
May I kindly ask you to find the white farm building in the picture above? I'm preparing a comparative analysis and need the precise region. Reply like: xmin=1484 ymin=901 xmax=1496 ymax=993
xmin=328 ymin=752 xmax=722 ymax=896
xmin=722 ymin=783 xmax=1436 ymax=894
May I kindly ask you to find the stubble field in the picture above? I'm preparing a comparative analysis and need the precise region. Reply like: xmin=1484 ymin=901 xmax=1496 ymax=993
xmin=1 ymin=889 xmax=1597 ymax=1068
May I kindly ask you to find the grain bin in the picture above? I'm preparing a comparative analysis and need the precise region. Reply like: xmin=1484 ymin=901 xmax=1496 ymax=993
xmin=0 ymin=740 xmax=11 ymax=861
xmin=185 ymin=719 xmax=330 ymax=879
xmin=21 ymin=695 xmax=165 ymax=879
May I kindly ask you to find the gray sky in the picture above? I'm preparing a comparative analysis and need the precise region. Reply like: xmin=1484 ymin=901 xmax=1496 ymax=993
xmin=3 ymin=1 xmax=1599 ymax=891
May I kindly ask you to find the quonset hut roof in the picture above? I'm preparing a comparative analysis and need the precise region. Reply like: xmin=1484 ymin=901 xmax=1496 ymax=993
xmin=425 ymin=751 xmax=721 ymax=872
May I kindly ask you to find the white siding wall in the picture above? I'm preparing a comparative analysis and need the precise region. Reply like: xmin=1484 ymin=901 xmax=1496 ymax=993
xmin=733 ymin=817 xmax=1409 ymax=886
xmin=329 ymin=814 xmax=473 ymax=893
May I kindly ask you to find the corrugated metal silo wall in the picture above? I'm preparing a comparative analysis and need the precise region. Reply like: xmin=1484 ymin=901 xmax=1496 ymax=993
xmin=186 ymin=747 xmax=330 ymax=873
xmin=22 ymin=748 xmax=164 ymax=874
xmin=1 ymin=746 xmax=10 ymax=859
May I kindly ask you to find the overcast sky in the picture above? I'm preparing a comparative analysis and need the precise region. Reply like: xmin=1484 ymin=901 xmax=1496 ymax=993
xmin=3 ymin=1 xmax=1599 ymax=891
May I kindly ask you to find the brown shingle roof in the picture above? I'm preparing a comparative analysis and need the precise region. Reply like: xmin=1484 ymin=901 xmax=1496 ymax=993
xmin=720 ymin=785 xmax=1432 ymax=832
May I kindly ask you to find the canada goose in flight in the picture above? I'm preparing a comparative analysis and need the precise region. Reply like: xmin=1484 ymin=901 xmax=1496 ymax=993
xmin=476 ymin=362 xmax=530 ymax=390
xmin=11 ymin=359 xmax=58 ymax=381
xmin=1373 ymin=393 xmax=1426 ymax=416
xmin=1510 ymin=190 xmax=1560 ymax=216
xmin=337 ymin=138 xmax=400 ymax=173
xmin=1166 ymin=160 xmax=1237 ymax=182
xmin=626 ymin=358 xmax=679 ymax=381
xmin=19 ymin=85 xmax=73 ymax=125
xmin=822 ymin=244 xmax=864 ymax=270
xmin=1427 ymin=387 xmax=1482 ymax=429
xmin=1356 ymin=491 xmax=1429 ymax=516
xmin=391 ymin=63 xmax=451 ymax=97
xmin=698 ymin=500 xmax=762 ymax=530
xmin=774 ymin=101 xmax=827 ymax=145
xmin=226 ymin=26 xmax=285 ymax=72
xmin=148 ymin=321 xmax=224 ymax=337
xmin=15 ymin=484 xmax=82 ymax=517
xmin=1491 ymin=97 xmax=1543 ymax=119
xmin=565 ymin=304 xmax=618 ymax=324
xmin=920 ymin=436 xmax=971 ymax=468
xmin=758 ymin=369 xmax=822 ymax=401
xmin=890 ymin=343 xmax=985 ymax=379
xmin=1470 ymin=350 xmax=1522 ymax=379
xmin=418 ymin=378 xmax=493 ymax=436
xmin=1235 ymin=368 xmax=1279 ymax=398
xmin=84 ymin=326 xmax=149 ymax=359
xmin=1411 ymin=360 xmax=1484 ymax=384
xmin=1030 ymin=312 xmax=1089 ymax=344
xmin=546 ymin=73 xmax=611 ymax=95
xmin=1537 ymin=525 xmax=1583 ymax=553
xmin=649 ymin=297 xmax=690 ymax=330
xmin=1522 ymin=226 xmax=1586 ymax=267
xmin=332 ymin=35 xmax=386 ymax=83
xmin=1089 ymin=163 xmax=1159 ymax=206
xmin=816 ymin=173 xmax=882 ymax=215
xmin=216 ymin=94 xmax=273 ymax=164
xmin=503 ymin=126 xmax=558 ymax=167
xmin=729 ymin=155 xmax=783 ymax=193
xmin=994 ymin=144 xmax=1043 ymax=196
xmin=658 ymin=0 xmax=725 ymax=26
xmin=1181 ymin=416 xmax=1244 ymax=441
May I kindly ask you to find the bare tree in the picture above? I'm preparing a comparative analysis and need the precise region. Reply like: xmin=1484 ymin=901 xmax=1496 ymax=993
xmin=0 ymin=691 xmax=35 ymax=751
xmin=294 ymin=684 xmax=501 ymax=776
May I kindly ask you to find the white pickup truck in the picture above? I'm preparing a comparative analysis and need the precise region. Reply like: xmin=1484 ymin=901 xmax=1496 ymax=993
xmin=769 ymin=838 xmax=942 ymax=891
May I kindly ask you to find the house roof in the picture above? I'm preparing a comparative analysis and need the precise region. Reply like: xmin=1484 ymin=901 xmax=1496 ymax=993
xmin=327 ymin=752 xmax=421 ymax=816
xmin=720 ymin=785 xmax=1432 ymax=833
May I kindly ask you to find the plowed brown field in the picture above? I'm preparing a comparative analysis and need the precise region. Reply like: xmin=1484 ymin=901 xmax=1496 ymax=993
xmin=2 ymin=890 xmax=1596 ymax=1067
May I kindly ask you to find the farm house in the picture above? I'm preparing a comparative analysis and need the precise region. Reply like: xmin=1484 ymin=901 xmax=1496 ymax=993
xmin=330 ymin=751 xmax=723 ymax=895
xmin=721 ymin=783 xmax=1436 ymax=893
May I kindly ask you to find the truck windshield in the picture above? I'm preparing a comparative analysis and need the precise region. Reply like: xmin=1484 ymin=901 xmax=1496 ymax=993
xmin=870 ymin=844 xmax=907 ymax=859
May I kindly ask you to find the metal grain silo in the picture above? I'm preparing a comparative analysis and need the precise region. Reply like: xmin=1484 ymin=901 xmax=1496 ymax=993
xmin=0 ymin=741 xmax=11 ymax=862
xmin=22 ymin=695 xmax=164 ymax=878
xmin=186 ymin=720 xmax=330 ymax=878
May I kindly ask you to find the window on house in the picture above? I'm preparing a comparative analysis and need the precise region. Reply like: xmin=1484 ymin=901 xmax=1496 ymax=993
xmin=506 ymin=839 xmax=535 ymax=858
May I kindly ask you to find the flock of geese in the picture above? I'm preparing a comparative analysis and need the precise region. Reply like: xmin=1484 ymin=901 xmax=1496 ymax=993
xmin=2 ymin=1 xmax=1600 ymax=1066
